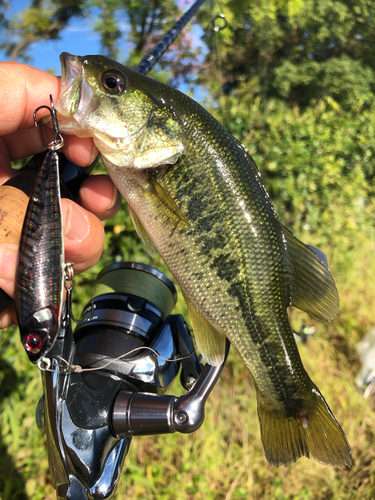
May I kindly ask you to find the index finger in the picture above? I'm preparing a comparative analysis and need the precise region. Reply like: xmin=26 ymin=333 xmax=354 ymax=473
xmin=0 ymin=61 xmax=60 ymax=135
xmin=0 ymin=61 xmax=97 ymax=165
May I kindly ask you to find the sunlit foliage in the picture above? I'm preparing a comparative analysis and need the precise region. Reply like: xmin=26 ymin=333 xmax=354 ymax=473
xmin=1 ymin=1 xmax=375 ymax=499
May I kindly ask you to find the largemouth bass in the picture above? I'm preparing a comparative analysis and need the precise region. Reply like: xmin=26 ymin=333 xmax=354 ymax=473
xmin=52 ymin=52 xmax=352 ymax=468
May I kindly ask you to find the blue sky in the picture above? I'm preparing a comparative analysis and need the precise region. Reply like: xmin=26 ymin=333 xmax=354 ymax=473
xmin=2 ymin=0 xmax=197 ymax=76
xmin=2 ymin=1 xmax=107 ymax=74
xmin=29 ymin=21 xmax=104 ymax=74
xmin=1 ymin=0 xmax=208 ymax=101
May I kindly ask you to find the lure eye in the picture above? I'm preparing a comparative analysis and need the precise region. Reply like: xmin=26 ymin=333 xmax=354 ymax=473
xmin=24 ymin=333 xmax=43 ymax=352
xmin=102 ymin=71 xmax=126 ymax=94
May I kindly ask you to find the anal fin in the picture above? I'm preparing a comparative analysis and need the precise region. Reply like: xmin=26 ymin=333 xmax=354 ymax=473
xmin=183 ymin=294 xmax=226 ymax=366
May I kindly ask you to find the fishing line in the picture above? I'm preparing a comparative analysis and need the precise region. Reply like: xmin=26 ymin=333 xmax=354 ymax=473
xmin=209 ymin=0 xmax=228 ymax=128
xmin=92 ymin=266 xmax=176 ymax=320
xmin=37 ymin=345 xmax=198 ymax=373
xmin=257 ymin=0 xmax=271 ymax=123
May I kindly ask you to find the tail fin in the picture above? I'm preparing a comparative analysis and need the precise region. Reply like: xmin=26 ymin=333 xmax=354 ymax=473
xmin=257 ymin=388 xmax=353 ymax=468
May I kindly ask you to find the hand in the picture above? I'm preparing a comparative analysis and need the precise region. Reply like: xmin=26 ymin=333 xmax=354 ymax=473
xmin=0 ymin=61 xmax=121 ymax=328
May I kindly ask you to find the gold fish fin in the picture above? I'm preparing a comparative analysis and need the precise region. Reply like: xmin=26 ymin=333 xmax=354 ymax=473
xmin=134 ymin=108 xmax=185 ymax=168
xmin=149 ymin=174 xmax=189 ymax=229
xmin=234 ymin=138 xmax=279 ymax=219
xmin=128 ymin=206 xmax=158 ymax=258
xmin=281 ymin=224 xmax=339 ymax=322
xmin=256 ymin=386 xmax=353 ymax=468
xmin=183 ymin=294 xmax=226 ymax=366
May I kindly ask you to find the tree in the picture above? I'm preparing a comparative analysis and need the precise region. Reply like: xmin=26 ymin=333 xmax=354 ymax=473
xmin=0 ymin=0 xmax=201 ymax=83
xmin=2 ymin=0 xmax=374 ymax=235
xmin=1 ymin=0 xmax=86 ymax=62
xmin=200 ymin=0 xmax=375 ymax=110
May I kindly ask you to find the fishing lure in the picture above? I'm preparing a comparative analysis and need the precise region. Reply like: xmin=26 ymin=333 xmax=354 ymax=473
xmin=14 ymin=96 xmax=66 ymax=363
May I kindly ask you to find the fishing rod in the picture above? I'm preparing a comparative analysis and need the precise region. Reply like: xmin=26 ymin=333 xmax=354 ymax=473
xmin=135 ymin=0 xmax=208 ymax=75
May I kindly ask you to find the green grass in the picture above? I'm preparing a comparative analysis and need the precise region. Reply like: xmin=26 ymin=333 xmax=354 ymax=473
xmin=1 ymin=220 xmax=375 ymax=500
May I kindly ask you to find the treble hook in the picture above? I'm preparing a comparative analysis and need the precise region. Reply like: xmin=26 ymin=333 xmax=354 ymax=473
xmin=33 ymin=94 xmax=64 ymax=151
xmin=63 ymin=262 xmax=94 ymax=325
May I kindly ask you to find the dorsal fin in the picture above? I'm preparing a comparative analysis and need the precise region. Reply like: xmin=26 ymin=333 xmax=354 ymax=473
xmin=234 ymin=138 xmax=279 ymax=219
xmin=281 ymin=224 xmax=339 ymax=322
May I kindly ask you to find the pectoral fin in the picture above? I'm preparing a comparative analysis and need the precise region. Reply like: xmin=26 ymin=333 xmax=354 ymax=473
xmin=148 ymin=174 xmax=189 ymax=229
xmin=128 ymin=206 xmax=158 ymax=258
xmin=282 ymin=224 xmax=339 ymax=321
xmin=183 ymin=294 xmax=226 ymax=366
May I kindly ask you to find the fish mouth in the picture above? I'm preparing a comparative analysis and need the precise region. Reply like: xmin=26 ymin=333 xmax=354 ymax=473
xmin=60 ymin=52 xmax=80 ymax=90
xmin=53 ymin=52 xmax=95 ymax=135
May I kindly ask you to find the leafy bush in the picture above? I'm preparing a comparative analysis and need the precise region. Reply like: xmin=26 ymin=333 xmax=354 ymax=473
xmin=214 ymin=92 xmax=375 ymax=254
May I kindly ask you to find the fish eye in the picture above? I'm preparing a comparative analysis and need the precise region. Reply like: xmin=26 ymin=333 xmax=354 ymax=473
xmin=102 ymin=71 xmax=126 ymax=94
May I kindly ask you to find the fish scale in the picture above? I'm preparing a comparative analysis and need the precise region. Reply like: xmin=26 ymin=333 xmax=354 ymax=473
xmin=52 ymin=52 xmax=353 ymax=469
xmin=107 ymin=131 xmax=313 ymax=407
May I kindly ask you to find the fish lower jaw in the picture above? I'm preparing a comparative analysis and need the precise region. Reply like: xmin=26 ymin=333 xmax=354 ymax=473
xmin=94 ymin=136 xmax=137 ymax=168
xmin=53 ymin=114 xmax=93 ymax=138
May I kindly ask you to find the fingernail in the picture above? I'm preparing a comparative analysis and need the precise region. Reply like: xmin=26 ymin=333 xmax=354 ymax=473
xmin=89 ymin=148 xmax=100 ymax=166
xmin=63 ymin=200 xmax=90 ymax=242
xmin=0 ymin=243 xmax=18 ymax=281
xmin=107 ymin=185 xmax=119 ymax=211
xmin=0 ymin=243 xmax=17 ymax=310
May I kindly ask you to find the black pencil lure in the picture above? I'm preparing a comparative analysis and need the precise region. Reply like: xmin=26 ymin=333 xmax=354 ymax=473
xmin=14 ymin=96 xmax=65 ymax=363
